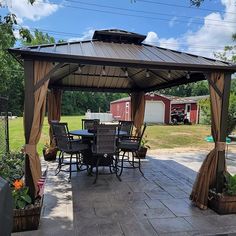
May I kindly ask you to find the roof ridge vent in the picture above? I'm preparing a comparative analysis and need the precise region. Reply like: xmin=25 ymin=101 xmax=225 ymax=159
xmin=92 ymin=29 xmax=146 ymax=44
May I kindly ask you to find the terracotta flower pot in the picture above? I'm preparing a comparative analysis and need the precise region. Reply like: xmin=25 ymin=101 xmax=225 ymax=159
xmin=134 ymin=147 xmax=148 ymax=159
xmin=42 ymin=148 xmax=57 ymax=161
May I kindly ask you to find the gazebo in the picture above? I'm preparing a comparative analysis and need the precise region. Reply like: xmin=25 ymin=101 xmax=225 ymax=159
xmin=9 ymin=29 xmax=236 ymax=210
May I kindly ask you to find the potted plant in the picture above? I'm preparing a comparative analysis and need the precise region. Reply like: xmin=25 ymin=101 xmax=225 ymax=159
xmin=135 ymin=135 xmax=150 ymax=159
xmin=42 ymin=141 xmax=57 ymax=161
xmin=0 ymin=151 xmax=46 ymax=232
xmin=11 ymin=179 xmax=44 ymax=232
xmin=208 ymin=172 xmax=236 ymax=214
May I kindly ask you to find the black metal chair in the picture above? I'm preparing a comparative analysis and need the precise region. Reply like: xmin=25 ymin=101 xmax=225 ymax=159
xmin=117 ymin=123 xmax=147 ymax=177
xmin=91 ymin=124 xmax=120 ymax=184
xmin=51 ymin=122 xmax=88 ymax=180
xmin=118 ymin=120 xmax=134 ymax=138
xmin=82 ymin=119 xmax=100 ymax=130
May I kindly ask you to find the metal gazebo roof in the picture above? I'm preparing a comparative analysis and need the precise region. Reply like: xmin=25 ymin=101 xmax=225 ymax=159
xmin=9 ymin=29 xmax=236 ymax=93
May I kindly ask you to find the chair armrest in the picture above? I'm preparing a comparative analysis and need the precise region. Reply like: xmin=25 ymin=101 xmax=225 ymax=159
xmin=120 ymin=136 xmax=140 ymax=142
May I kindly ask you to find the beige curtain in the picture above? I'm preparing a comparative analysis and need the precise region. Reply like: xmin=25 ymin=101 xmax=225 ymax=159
xmin=190 ymin=72 xmax=226 ymax=209
xmin=47 ymin=89 xmax=62 ymax=143
xmin=131 ymin=92 xmax=146 ymax=135
xmin=24 ymin=61 xmax=53 ymax=194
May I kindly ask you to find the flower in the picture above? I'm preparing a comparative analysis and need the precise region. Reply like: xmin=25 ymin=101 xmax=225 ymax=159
xmin=12 ymin=180 xmax=32 ymax=209
xmin=13 ymin=179 xmax=24 ymax=190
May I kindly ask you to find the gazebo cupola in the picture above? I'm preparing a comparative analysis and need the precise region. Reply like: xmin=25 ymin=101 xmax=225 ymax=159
xmin=92 ymin=29 xmax=146 ymax=44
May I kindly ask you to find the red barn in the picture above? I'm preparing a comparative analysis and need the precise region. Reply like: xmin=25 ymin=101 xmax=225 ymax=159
xmin=110 ymin=94 xmax=208 ymax=124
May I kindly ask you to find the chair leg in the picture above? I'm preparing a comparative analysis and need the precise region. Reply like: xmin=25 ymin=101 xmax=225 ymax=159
xmin=118 ymin=151 xmax=126 ymax=177
xmin=115 ymin=155 xmax=121 ymax=181
xmin=135 ymin=151 xmax=144 ymax=177
xmin=55 ymin=151 xmax=63 ymax=175
xmin=69 ymin=154 xmax=73 ymax=180
xmin=93 ymin=158 xmax=100 ymax=184
xmin=132 ymin=152 xmax=135 ymax=167
xmin=76 ymin=154 xmax=80 ymax=171
xmin=109 ymin=164 xmax=113 ymax=174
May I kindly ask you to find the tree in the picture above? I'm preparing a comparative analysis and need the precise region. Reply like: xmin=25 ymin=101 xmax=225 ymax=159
xmin=61 ymin=91 xmax=126 ymax=115
xmin=21 ymin=29 xmax=55 ymax=46
xmin=190 ymin=0 xmax=204 ymax=7
xmin=0 ymin=15 xmax=24 ymax=115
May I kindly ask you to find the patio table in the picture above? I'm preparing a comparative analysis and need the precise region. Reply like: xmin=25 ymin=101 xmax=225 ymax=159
xmin=69 ymin=129 xmax=127 ymax=168
xmin=69 ymin=129 xmax=127 ymax=137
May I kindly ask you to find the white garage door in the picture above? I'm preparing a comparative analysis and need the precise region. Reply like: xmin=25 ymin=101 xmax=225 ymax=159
xmin=144 ymin=101 xmax=165 ymax=123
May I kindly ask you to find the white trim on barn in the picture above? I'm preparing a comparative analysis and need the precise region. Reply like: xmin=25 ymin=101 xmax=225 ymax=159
xmin=144 ymin=101 xmax=165 ymax=123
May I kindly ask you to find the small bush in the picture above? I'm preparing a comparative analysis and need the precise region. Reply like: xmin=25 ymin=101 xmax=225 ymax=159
xmin=225 ymin=172 xmax=236 ymax=195
xmin=0 ymin=151 xmax=24 ymax=183
xmin=199 ymin=93 xmax=236 ymax=135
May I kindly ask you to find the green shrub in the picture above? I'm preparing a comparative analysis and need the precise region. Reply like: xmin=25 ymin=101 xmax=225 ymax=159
xmin=225 ymin=173 xmax=236 ymax=195
xmin=0 ymin=151 xmax=24 ymax=183
xmin=199 ymin=93 xmax=236 ymax=135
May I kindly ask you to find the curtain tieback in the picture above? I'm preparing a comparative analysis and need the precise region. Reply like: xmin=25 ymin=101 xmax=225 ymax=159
xmin=22 ymin=144 xmax=37 ymax=156
xmin=215 ymin=142 xmax=226 ymax=151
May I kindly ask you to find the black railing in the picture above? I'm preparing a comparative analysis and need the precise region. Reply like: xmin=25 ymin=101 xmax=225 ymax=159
xmin=0 ymin=96 xmax=9 ymax=155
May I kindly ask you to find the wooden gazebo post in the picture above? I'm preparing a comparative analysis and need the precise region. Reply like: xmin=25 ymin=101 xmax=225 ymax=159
xmin=215 ymin=73 xmax=231 ymax=193
xmin=190 ymin=72 xmax=232 ymax=209
xmin=24 ymin=59 xmax=35 ymax=198
xmin=23 ymin=60 xmax=63 ymax=198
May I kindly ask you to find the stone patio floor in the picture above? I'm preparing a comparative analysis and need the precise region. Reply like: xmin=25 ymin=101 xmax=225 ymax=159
xmin=14 ymin=149 xmax=236 ymax=236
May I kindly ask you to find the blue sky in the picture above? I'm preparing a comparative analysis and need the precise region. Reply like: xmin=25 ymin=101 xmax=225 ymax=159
xmin=1 ymin=0 xmax=236 ymax=58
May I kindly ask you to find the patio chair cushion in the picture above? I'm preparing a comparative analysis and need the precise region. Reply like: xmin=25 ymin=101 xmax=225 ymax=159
xmin=118 ymin=139 xmax=139 ymax=150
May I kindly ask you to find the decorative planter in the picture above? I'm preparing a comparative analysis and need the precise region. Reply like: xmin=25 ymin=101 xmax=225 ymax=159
xmin=12 ymin=197 xmax=43 ymax=232
xmin=43 ymin=148 xmax=57 ymax=161
xmin=208 ymin=191 xmax=236 ymax=214
xmin=134 ymin=147 xmax=148 ymax=159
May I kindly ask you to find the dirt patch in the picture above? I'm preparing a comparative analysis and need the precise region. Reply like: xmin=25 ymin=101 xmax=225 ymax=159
xmin=169 ymin=132 xmax=192 ymax=136
xmin=148 ymin=144 xmax=236 ymax=155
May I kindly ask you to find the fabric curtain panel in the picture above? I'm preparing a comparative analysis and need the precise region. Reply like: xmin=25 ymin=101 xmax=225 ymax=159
xmin=24 ymin=61 xmax=53 ymax=194
xmin=190 ymin=72 xmax=226 ymax=209
xmin=47 ymin=89 xmax=62 ymax=143
xmin=131 ymin=92 xmax=146 ymax=136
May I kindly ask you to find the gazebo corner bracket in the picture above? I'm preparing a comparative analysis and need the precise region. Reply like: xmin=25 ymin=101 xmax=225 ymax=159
xmin=34 ymin=62 xmax=64 ymax=92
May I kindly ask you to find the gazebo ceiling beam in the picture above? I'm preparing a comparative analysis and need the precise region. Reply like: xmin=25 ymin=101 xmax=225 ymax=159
xmin=34 ymin=62 xmax=64 ymax=92
xmin=49 ymin=85 xmax=135 ymax=93
xmin=49 ymin=64 xmax=80 ymax=84
xmin=121 ymin=68 xmax=140 ymax=88
xmin=72 ymin=73 xmax=128 ymax=79
xmin=149 ymin=70 xmax=170 ymax=82
xmin=20 ymin=53 xmax=236 ymax=73
xmin=207 ymin=75 xmax=223 ymax=98
xmin=143 ymin=72 xmax=206 ymax=92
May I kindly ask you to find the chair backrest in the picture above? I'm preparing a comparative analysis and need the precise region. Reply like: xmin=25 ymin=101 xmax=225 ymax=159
xmin=51 ymin=122 xmax=70 ymax=151
xmin=118 ymin=120 xmax=134 ymax=136
xmin=93 ymin=124 xmax=117 ymax=155
xmin=138 ymin=123 xmax=147 ymax=148
xmin=82 ymin=119 xmax=100 ymax=130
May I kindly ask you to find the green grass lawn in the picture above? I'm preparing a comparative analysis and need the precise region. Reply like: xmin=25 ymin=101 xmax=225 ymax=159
xmin=146 ymin=124 xmax=211 ymax=149
xmin=9 ymin=116 xmax=85 ymax=154
xmin=9 ymin=116 xmax=211 ymax=154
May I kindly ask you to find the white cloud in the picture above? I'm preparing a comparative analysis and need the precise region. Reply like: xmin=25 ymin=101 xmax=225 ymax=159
xmin=169 ymin=17 xmax=178 ymax=28
xmin=144 ymin=31 xmax=181 ymax=51
xmin=9 ymin=0 xmax=60 ymax=22
xmin=184 ymin=0 xmax=236 ymax=57
xmin=68 ymin=29 xmax=95 ymax=42
xmin=159 ymin=38 xmax=181 ymax=51
xmin=145 ymin=0 xmax=236 ymax=58
xmin=144 ymin=31 xmax=158 ymax=45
